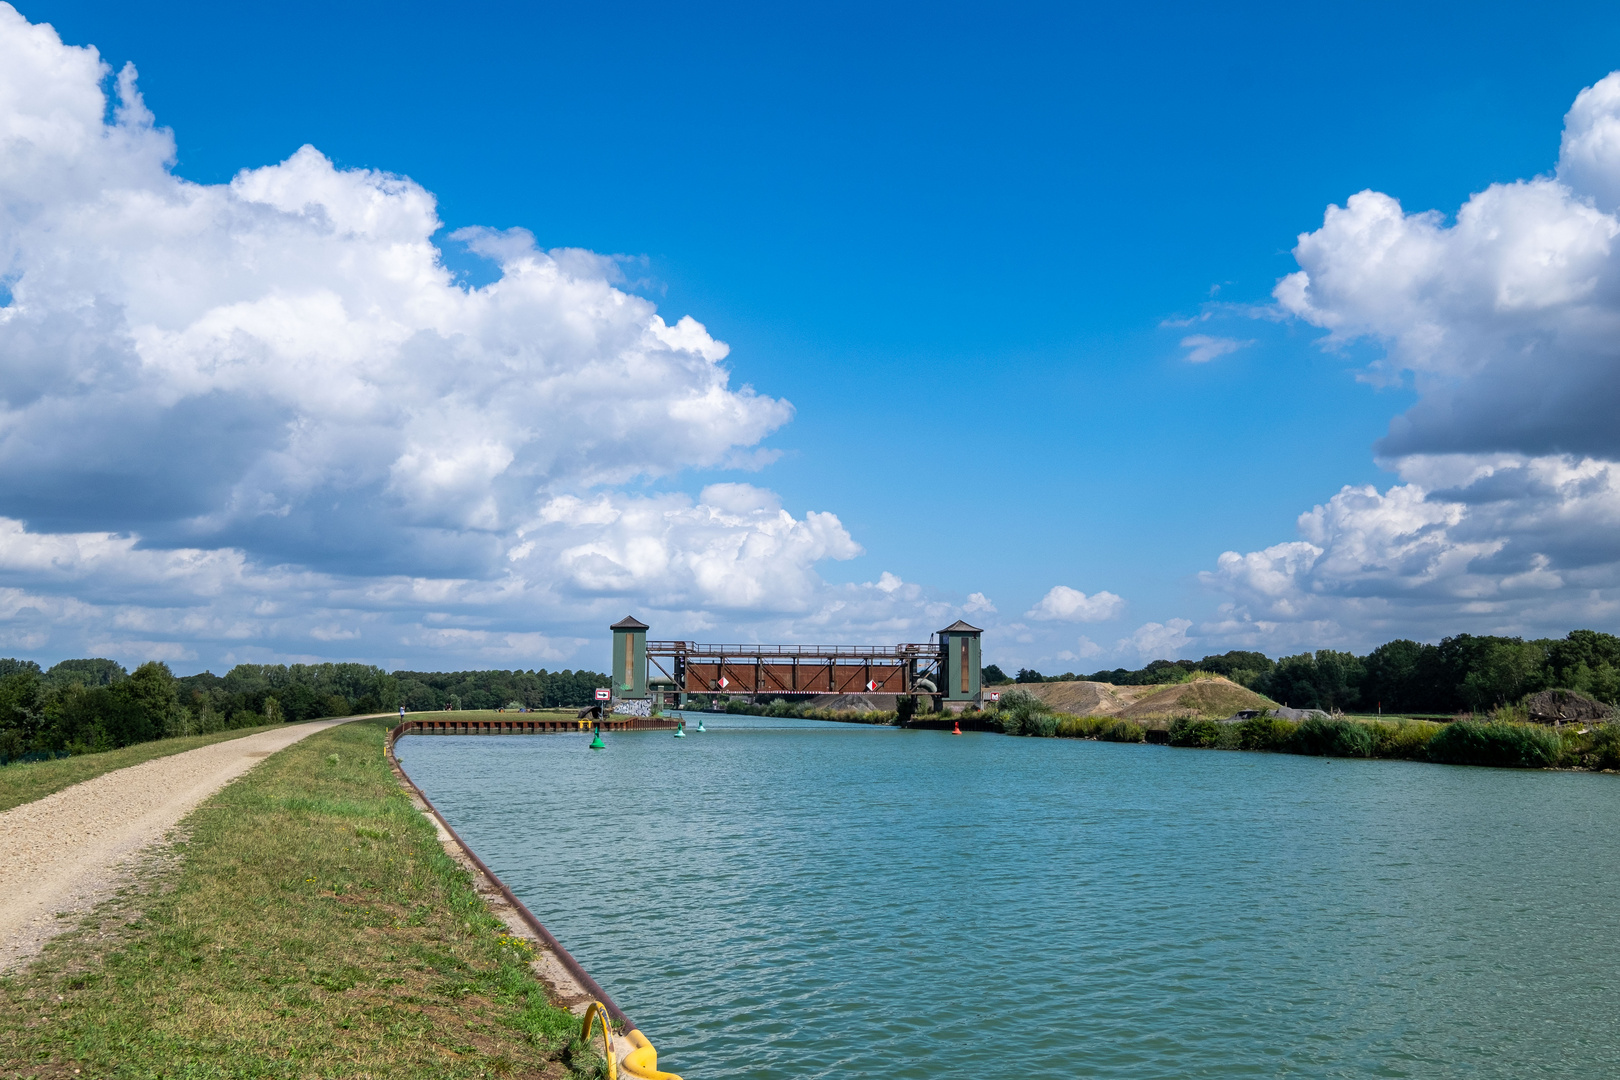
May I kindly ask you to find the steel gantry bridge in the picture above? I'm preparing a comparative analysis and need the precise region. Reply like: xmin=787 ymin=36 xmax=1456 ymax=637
xmin=608 ymin=616 xmax=986 ymax=708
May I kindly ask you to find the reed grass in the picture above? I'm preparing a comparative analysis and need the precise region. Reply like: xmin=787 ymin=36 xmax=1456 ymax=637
xmin=1427 ymin=719 xmax=1564 ymax=768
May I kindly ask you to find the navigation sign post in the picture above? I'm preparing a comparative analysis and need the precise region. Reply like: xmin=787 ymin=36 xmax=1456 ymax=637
xmin=718 ymin=677 xmax=729 ymax=689
xmin=866 ymin=679 xmax=879 ymax=692
xmin=594 ymin=688 xmax=611 ymax=701
xmin=987 ymin=691 xmax=1001 ymax=702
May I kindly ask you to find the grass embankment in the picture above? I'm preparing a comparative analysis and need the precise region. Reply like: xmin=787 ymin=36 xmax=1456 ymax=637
xmin=995 ymin=689 xmax=1620 ymax=769
xmin=0 ymin=718 xmax=606 ymax=1079
xmin=1162 ymin=712 xmax=1620 ymax=769
xmin=0 ymin=725 xmax=281 ymax=814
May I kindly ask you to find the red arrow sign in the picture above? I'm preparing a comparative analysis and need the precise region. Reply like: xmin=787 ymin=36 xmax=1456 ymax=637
xmin=594 ymin=688 xmax=611 ymax=701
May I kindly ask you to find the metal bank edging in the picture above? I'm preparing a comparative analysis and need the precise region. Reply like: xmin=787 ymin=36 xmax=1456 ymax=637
xmin=384 ymin=721 xmax=636 ymax=1032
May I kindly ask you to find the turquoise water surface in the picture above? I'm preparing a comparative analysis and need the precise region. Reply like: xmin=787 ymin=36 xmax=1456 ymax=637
xmin=394 ymin=715 xmax=1620 ymax=1078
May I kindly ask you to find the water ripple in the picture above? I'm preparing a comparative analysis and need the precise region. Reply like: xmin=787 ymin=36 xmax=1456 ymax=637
xmin=397 ymin=716 xmax=1620 ymax=1079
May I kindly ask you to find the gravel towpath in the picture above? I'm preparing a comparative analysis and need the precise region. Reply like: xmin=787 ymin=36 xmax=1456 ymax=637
xmin=0 ymin=717 xmax=371 ymax=972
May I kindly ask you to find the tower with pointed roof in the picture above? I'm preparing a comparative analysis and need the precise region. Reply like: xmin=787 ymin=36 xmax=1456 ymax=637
xmin=939 ymin=619 xmax=983 ymax=703
xmin=610 ymin=616 xmax=649 ymax=700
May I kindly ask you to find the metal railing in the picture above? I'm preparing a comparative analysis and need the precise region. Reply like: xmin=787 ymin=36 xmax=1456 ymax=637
xmin=647 ymin=640 xmax=940 ymax=660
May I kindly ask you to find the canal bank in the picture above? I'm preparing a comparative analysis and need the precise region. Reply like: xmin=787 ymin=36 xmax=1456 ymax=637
xmin=0 ymin=718 xmax=614 ymax=1078
xmin=386 ymin=719 xmax=682 ymax=1079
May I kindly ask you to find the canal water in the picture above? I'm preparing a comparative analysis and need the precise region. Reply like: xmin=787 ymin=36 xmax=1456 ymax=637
xmin=395 ymin=715 xmax=1620 ymax=1079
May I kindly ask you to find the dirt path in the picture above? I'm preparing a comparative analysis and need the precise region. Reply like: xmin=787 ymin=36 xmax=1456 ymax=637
xmin=0 ymin=716 xmax=377 ymax=973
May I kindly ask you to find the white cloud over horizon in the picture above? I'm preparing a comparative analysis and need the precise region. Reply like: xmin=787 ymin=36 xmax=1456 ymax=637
xmin=1025 ymin=585 xmax=1126 ymax=622
xmin=12 ymin=5 xmax=1620 ymax=677
xmin=1204 ymin=70 xmax=1620 ymax=653
xmin=0 ymin=5 xmax=991 ymax=671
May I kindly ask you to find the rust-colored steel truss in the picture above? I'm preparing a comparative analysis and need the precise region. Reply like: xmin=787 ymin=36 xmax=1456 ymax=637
xmin=646 ymin=640 xmax=942 ymax=696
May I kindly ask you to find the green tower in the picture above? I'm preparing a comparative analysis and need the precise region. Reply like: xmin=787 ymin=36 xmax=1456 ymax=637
xmin=939 ymin=620 xmax=983 ymax=703
xmin=610 ymin=616 xmax=649 ymax=700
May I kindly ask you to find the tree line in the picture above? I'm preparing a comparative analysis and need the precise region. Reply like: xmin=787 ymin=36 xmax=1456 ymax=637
xmin=0 ymin=658 xmax=609 ymax=762
xmin=986 ymin=629 xmax=1620 ymax=715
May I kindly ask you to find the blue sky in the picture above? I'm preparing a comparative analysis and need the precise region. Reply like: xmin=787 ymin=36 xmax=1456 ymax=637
xmin=6 ymin=1 xmax=1620 ymax=673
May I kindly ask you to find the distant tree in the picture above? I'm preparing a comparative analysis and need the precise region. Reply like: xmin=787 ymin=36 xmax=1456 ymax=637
xmin=981 ymin=664 xmax=1010 ymax=685
xmin=1140 ymin=660 xmax=1194 ymax=685
xmin=1544 ymin=629 xmax=1620 ymax=703
xmin=0 ymin=658 xmax=42 ymax=679
xmin=125 ymin=661 xmax=179 ymax=739
xmin=44 ymin=658 xmax=127 ymax=688
xmin=1459 ymin=638 xmax=1547 ymax=709
xmin=1193 ymin=651 xmax=1274 ymax=688
xmin=1015 ymin=668 xmax=1045 ymax=683
xmin=0 ymin=668 xmax=45 ymax=755
xmin=1361 ymin=639 xmax=1426 ymax=713
xmin=1257 ymin=651 xmax=1363 ymax=711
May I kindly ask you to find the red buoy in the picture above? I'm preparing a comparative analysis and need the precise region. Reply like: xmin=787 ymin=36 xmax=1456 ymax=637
xmin=952 ymin=720 xmax=962 ymax=735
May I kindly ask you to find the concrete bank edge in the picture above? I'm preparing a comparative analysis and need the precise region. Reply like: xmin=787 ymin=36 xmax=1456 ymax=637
xmin=383 ymin=721 xmax=639 ymax=1035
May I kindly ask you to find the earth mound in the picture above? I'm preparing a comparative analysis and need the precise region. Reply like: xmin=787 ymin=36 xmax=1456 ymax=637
xmin=1523 ymin=689 xmax=1615 ymax=724
xmin=998 ymin=676 xmax=1273 ymax=719
xmin=1118 ymin=676 xmax=1276 ymax=720
xmin=991 ymin=681 xmax=1159 ymax=716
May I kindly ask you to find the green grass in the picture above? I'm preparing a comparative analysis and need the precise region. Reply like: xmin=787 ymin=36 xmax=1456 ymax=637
xmin=0 ymin=725 xmax=282 ymax=813
xmin=0 ymin=718 xmax=602 ymax=1079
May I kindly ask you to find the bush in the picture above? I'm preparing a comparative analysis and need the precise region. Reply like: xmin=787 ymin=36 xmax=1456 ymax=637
xmin=1427 ymin=720 xmax=1564 ymax=768
xmin=1003 ymin=711 xmax=1058 ymax=737
xmin=1168 ymin=716 xmax=1221 ymax=748
xmin=1235 ymin=714 xmax=1297 ymax=751
xmin=996 ymin=690 xmax=1057 ymax=736
xmin=1052 ymin=715 xmax=1105 ymax=738
xmin=1288 ymin=716 xmax=1374 ymax=758
xmin=1098 ymin=719 xmax=1146 ymax=743
xmin=1370 ymin=718 xmax=1439 ymax=760
xmin=1585 ymin=724 xmax=1620 ymax=770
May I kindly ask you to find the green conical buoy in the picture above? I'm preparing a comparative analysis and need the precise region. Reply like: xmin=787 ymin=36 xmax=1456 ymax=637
xmin=674 ymin=719 xmax=686 ymax=738
xmin=589 ymin=723 xmax=605 ymax=750
xmin=696 ymin=718 xmax=706 ymax=732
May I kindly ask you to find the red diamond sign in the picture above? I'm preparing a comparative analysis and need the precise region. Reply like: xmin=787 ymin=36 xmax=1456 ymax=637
xmin=719 ymin=676 xmax=729 ymax=689
xmin=866 ymin=679 xmax=879 ymax=692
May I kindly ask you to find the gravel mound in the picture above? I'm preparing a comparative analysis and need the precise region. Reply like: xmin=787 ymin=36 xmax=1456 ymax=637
xmin=1523 ymin=689 xmax=1615 ymax=724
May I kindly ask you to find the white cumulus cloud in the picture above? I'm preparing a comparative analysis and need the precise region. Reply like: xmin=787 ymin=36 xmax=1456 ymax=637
xmin=1025 ymin=585 xmax=1126 ymax=622
xmin=0 ymin=6 xmax=991 ymax=669
xmin=1204 ymin=70 xmax=1620 ymax=652
xmin=1118 ymin=619 xmax=1193 ymax=660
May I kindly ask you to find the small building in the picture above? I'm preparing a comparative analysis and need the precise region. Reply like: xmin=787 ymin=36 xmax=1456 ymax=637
xmin=938 ymin=620 xmax=983 ymax=705
xmin=610 ymin=616 xmax=649 ymax=700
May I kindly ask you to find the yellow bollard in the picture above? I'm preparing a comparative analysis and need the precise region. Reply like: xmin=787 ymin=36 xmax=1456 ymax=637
xmin=578 ymin=1002 xmax=682 ymax=1080
xmin=621 ymin=1029 xmax=684 ymax=1080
